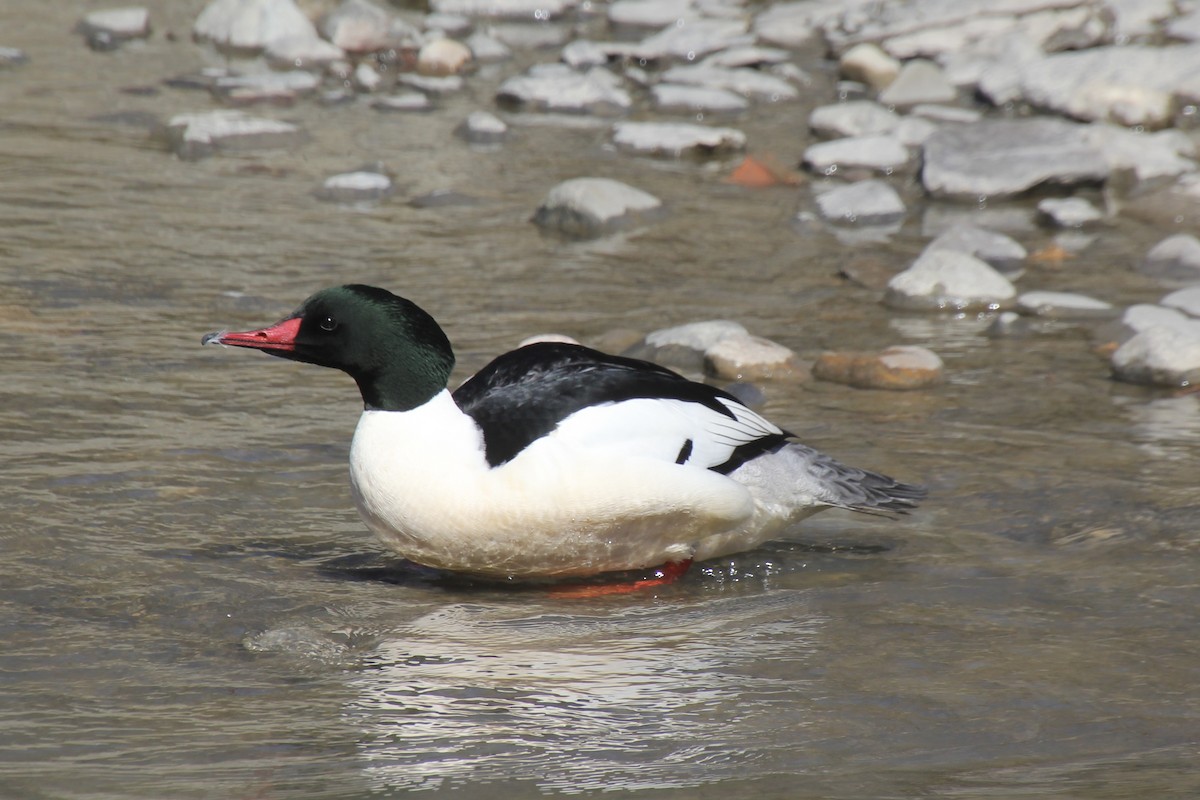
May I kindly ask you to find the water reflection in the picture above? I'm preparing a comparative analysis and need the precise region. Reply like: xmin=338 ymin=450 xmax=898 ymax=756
xmin=1119 ymin=392 xmax=1200 ymax=460
xmin=345 ymin=595 xmax=821 ymax=793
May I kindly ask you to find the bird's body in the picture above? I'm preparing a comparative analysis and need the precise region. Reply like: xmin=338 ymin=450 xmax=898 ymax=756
xmin=204 ymin=285 xmax=923 ymax=581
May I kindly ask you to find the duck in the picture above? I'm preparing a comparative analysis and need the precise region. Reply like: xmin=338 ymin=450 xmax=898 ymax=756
xmin=202 ymin=284 xmax=923 ymax=583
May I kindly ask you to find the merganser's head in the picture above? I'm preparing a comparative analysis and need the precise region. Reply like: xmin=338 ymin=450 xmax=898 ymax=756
xmin=203 ymin=284 xmax=454 ymax=411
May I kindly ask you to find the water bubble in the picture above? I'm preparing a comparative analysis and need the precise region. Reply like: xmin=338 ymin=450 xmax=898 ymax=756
xmin=824 ymin=165 xmax=838 ymax=176
xmin=675 ymin=17 xmax=685 ymax=27
xmin=695 ymin=113 xmax=704 ymax=122
xmin=1133 ymin=125 xmax=1145 ymax=133
xmin=533 ymin=8 xmax=549 ymax=20
xmin=686 ymin=50 xmax=695 ymax=61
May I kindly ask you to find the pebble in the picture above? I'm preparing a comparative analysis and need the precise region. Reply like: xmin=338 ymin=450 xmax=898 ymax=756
xmin=531 ymin=177 xmax=663 ymax=238
xmin=1139 ymin=234 xmax=1200 ymax=285
xmin=193 ymin=0 xmax=318 ymax=52
xmin=353 ymin=62 xmax=382 ymax=92
xmin=371 ymin=93 xmax=434 ymax=112
xmin=651 ymin=84 xmax=749 ymax=114
xmin=611 ymin=121 xmax=746 ymax=158
xmin=162 ymin=110 xmax=306 ymax=159
xmin=885 ymin=249 xmax=1017 ymax=312
xmin=921 ymin=118 xmax=1109 ymax=200
xmin=0 ymin=46 xmax=28 ymax=67
xmin=631 ymin=18 xmax=752 ymax=62
xmin=456 ymin=110 xmax=507 ymax=144
xmin=814 ymin=179 xmax=906 ymax=226
xmin=701 ymin=45 xmax=792 ymax=70
xmin=705 ymin=334 xmax=805 ymax=383
xmin=418 ymin=38 xmax=473 ymax=76
xmin=1015 ymin=291 xmax=1114 ymax=319
xmin=1111 ymin=323 xmax=1200 ymax=387
xmin=803 ymin=135 xmax=909 ymax=174
xmin=838 ymin=43 xmax=900 ymax=91
xmin=496 ymin=64 xmax=631 ymax=114
xmin=812 ymin=345 xmax=943 ymax=391
xmin=1037 ymin=197 xmax=1104 ymax=228
xmin=658 ymin=64 xmax=799 ymax=101
xmin=877 ymin=59 xmax=956 ymax=107
xmin=923 ymin=224 xmax=1027 ymax=276
xmin=465 ymin=30 xmax=511 ymax=61
xmin=809 ymin=100 xmax=899 ymax=139
xmin=315 ymin=170 xmax=394 ymax=203
xmin=1161 ymin=286 xmax=1200 ymax=318
xmin=79 ymin=7 xmax=151 ymax=50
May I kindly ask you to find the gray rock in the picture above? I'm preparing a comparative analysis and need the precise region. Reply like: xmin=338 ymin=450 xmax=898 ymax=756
xmin=630 ymin=319 xmax=749 ymax=369
xmin=1139 ymin=234 xmax=1200 ymax=284
xmin=531 ymin=177 xmax=663 ymax=238
xmin=910 ymin=104 xmax=981 ymax=124
xmin=1167 ymin=10 xmax=1200 ymax=42
xmin=0 ymin=46 xmax=28 ymax=67
xmin=264 ymin=34 xmax=346 ymax=67
xmin=1161 ymin=286 xmax=1200 ymax=319
xmin=893 ymin=116 xmax=940 ymax=147
xmin=430 ymin=0 xmax=576 ymax=19
xmin=809 ymin=100 xmax=899 ymax=138
xmin=1016 ymin=45 xmax=1200 ymax=129
xmin=1016 ymin=290 xmax=1114 ymax=318
xmin=465 ymin=30 xmax=511 ymax=61
xmin=1111 ymin=322 xmax=1200 ymax=387
xmin=815 ymin=179 xmax=906 ymax=226
xmin=838 ymin=42 xmax=900 ymax=90
xmin=612 ymin=121 xmax=746 ymax=158
xmin=701 ymin=45 xmax=792 ymax=69
xmin=803 ymin=135 xmax=910 ymax=174
xmin=371 ymin=92 xmax=434 ymax=112
xmin=396 ymin=73 xmax=465 ymax=95
xmin=1037 ymin=197 xmax=1103 ymax=227
xmin=496 ymin=64 xmax=631 ymax=114
xmin=80 ymin=7 xmax=151 ymax=50
xmin=423 ymin=12 xmax=473 ymax=36
xmin=319 ymin=0 xmax=407 ymax=53
xmin=456 ymin=110 xmax=508 ymax=144
xmin=885 ymin=248 xmax=1017 ymax=311
xmin=924 ymin=224 xmax=1027 ymax=275
xmin=213 ymin=69 xmax=320 ymax=103
xmin=705 ymin=334 xmax=805 ymax=382
xmin=651 ymin=84 xmax=749 ymax=114
xmin=921 ymin=118 xmax=1108 ymax=200
xmin=1082 ymin=124 xmax=1196 ymax=190
xmin=315 ymin=170 xmax=394 ymax=203
xmin=1107 ymin=0 xmax=1174 ymax=40
xmin=752 ymin=1 xmax=830 ymax=48
xmin=194 ymin=0 xmax=318 ymax=52
xmin=609 ymin=0 xmax=696 ymax=29
xmin=659 ymin=64 xmax=799 ymax=100
xmin=812 ymin=345 xmax=943 ymax=390
xmin=877 ymin=59 xmax=956 ymax=107
xmin=632 ymin=18 xmax=752 ymax=61
xmin=561 ymin=40 xmax=625 ymax=68
xmin=163 ymin=110 xmax=306 ymax=159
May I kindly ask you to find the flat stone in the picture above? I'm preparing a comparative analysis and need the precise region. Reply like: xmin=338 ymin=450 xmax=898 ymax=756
xmin=1139 ymin=234 xmax=1200 ymax=284
xmin=1037 ymin=197 xmax=1103 ymax=227
xmin=893 ymin=116 xmax=940 ymax=147
xmin=803 ymin=134 xmax=909 ymax=174
xmin=561 ymin=40 xmax=624 ymax=68
xmin=264 ymin=34 xmax=346 ymax=67
xmin=923 ymin=224 xmax=1027 ymax=275
xmin=213 ymin=70 xmax=320 ymax=103
xmin=809 ymin=100 xmax=899 ymax=138
xmin=921 ymin=118 xmax=1108 ymax=200
xmin=371 ymin=93 xmax=434 ymax=112
xmin=838 ymin=42 xmax=900 ymax=90
xmin=1161 ymin=286 xmax=1200 ymax=318
xmin=320 ymin=0 xmax=402 ymax=52
xmin=531 ymin=177 xmax=663 ymax=238
xmin=632 ymin=18 xmax=752 ymax=61
xmin=812 ymin=345 xmax=943 ymax=390
xmin=80 ymin=7 xmax=151 ymax=49
xmin=885 ymin=248 xmax=1017 ymax=311
xmin=456 ymin=110 xmax=507 ymax=144
xmin=163 ymin=110 xmax=305 ymax=159
xmin=315 ymin=170 xmax=394 ymax=202
xmin=418 ymin=37 xmax=472 ymax=75
xmin=752 ymin=1 xmax=829 ymax=48
xmin=496 ymin=64 xmax=631 ymax=114
xmin=1111 ymin=323 xmax=1200 ymax=387
xmin=612 ymin=121 xmax=745 ymax=158
xmin=877 ymin=59 xmax=956 ymax=107
xmin=630 ymin=319 xmax=749 ymax=369
xmin=814 ymin=179 xmax=906 ymax=226
xmin=609 ymin=0 xmax=697 ymax=29
xmin=651 ymin=84 xmax=749 ymax=114
xmin=396 ymin=73 xmax=465 ymax=95
xmin=464 ymin=31 xmax=512 ymax=61
xmin=1166 ymin=10 xmax=1200 ymax=41
xmin=1082 ymin=124 xmax=1196 ymax=190
xmin=659 ymin=64 xmax=799 ymax=101
xmin=194 ymin=0 xmax=318 ymax=52
xmin=1016 ymin=44 xmax=1200 ymax=129
xmin=430 ymin=0 xmax=576 ymax=19
xmin=701 ymin=45 xmax=792 ymax=69
xmin=1016 ymin=290 xmax=1114 ymax=318
xmin=705 ymin=334 xmax=805 ymax=382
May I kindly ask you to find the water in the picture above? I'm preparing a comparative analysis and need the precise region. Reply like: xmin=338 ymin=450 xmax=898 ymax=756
xmin=3 ymin=3 xmax=1200 ymax=798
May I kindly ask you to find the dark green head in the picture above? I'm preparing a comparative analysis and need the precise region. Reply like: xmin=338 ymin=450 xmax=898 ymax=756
xmin=203 ymin=284 xmax=455 ymax=411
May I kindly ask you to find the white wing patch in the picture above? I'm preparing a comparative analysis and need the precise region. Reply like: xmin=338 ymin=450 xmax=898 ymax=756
xmin=546 ymin=396 xmax=783 ymax=470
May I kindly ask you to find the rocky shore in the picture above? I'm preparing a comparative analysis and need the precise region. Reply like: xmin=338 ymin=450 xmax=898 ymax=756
xmin=8 ymin=0 xmax=1200 ymax=389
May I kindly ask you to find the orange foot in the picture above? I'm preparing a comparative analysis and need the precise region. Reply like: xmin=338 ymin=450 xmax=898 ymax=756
xmin=548 ymin=559 xmax=694 ymax=598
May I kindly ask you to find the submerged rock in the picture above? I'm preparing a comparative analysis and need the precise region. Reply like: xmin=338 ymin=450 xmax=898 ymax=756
xmin=612 ymin=121 xmax=746 ymax=158
xmin=456 ymin=110 xmax=507 ymax=144
xmin=814 ymin=179 xmax=906 ymax=226
xmin=812 ymin=345 xmax=943 ymax=390
xmin=923 ymin=224 xmax=1027 ymax=276
xmin=1015 ymin=290 xmax=1114 ymax=319
xmin=705 ymin=334 xmax=805 ymax=383
xmin=1037 ymin=197 xmax=1104 ymax=228
xmin=1139 ymin=234 xmax=1200 ymax=285
xmin=163 ymin=109 xmax=306 ymax=159
xmin=809 ymin=100 xmax=899 ymax=139
xmin=496 ymin=64 xmax=631 ymax=114
xmin=79 ymin=7 xmax=151 ymax=50
xmin=315 ymin=170 xmax=394 ymax=203
xmin=885 ymin=249 xmax=1017 ymax=311
xmin=194 ymin=0 xmax=318 ymax=52
xmin=531 ymin=177 xmax=662 ymax=238
xmin=803 ymin=135 xmax=909 ymax=174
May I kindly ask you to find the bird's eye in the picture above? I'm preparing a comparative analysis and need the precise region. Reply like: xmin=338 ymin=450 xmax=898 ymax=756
xmin=319 ymin=316 xmax=338 ymax=332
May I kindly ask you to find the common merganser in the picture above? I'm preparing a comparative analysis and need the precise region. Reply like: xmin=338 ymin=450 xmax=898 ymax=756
xmin=203 ymin=285 xmax=923 ymax=582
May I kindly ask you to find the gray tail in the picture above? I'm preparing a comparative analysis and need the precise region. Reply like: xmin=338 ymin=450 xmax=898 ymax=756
xmin=791 ymin=443 xmax=926 ymax=517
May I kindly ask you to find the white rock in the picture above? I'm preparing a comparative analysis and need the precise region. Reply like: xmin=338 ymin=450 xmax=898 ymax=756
xmin=659 ymin=64 xmax=799 ymax=100
xmin=1016 ymin=290 xmax=1113 ymax=318
xmin=815 ymin=179 xmax=906 ymax=226
xmin=264 ymin=34 xmax=345 ymax=66
xmin=1161 ymin=286 xmax=1200 ymax=319
xmin=702 ymin=45 xmax=792 ymax=69
xmin=924 ymin=224 xmax=1027 ymax=275
xmin=1121 ymin=303 xmax=1195 ymax=336
xmin=316 ymin=171 xmax=394 ymax=202
xmin=803 ymin=135 xmax=909 ymax=174
xmin=632 ymin=17 xmax=752 ymax=61
xmin=319 ymin=0 xmax=400 ymax=52
xmin=496 ymin=64 xmax=631 ymax=114
xmin=612 ymin=121 xmax=746 ymax=158
xmin=194 ymin=0 xmax=318 ymax=51
xmin=531 ymin=177 xmax=663 ymax=237
xmin=81 ymin=7 xmax=151 ymax=43
xmin=1082 ymin=124 xmax=1197 ymax=189
xmin=704 ymin=333 xmax=803 ymax=382
xmin=809 ymin=100 xmax=900 ymax=138
xmin=877 ymin=59 xmax=956 ymax=106
xmin=893 ymin=116 xmax=939 ymax=147
xmin=430 ymin=0 xmax=576 ymax=19
xmin=0 ymin=46 xmax=28 ymax=66
xmin=752 ymin=1 xmax=829 ymax=47
xmin=371 ymin=93 xmax=434 ymax=111
xmin=839 ymin=42 xmax=900 ymax=90
xmin=354 ymin=62 xmax=382 ymax=92
xmin=609 ymin=0 xmax=696 ymax=29
xmin=465 ymin=30 xmax=511 ymax=61
xmin=885 ymin=248 xmax=1017 ymax=311
xmin=164 ymin=110 xmax=305 ymax=159
xmin=645 ymin=319 xmax=747 ymax=350
xmin=396 ymin=73 xmax=465 ymax=95
xmin=1140 ymin=234 xmax=1200 ymax=284
xmin=1112 ymin=323 xmax=1200 ymax=387
xmin=418 ymin=37 xmax=472 ymax=75
xmin=1167 ymin=10 xmax=1200 ymax=42
xmin=651 ymin=84 xmax=748 ymax=114
xmin=1037 ymin=197 xmax=1103 ymax=227
xmin=456 ymin=110 xmax=507 ymax=144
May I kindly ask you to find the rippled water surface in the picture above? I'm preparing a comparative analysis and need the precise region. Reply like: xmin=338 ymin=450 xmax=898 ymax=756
xmin=3 ymin=3 xmax=1200 ymax=799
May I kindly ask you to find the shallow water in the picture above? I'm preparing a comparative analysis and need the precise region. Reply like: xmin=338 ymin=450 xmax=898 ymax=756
xmin=3 ymin=2 xmax=1200 ymax=799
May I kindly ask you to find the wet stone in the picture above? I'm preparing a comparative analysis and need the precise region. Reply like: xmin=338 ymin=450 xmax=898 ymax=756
xmin=838 ymin=42 xmax=899 ymax=90
xmin=809 ymin=100 xmax=899 ymax=139
xmin=1111 ymin=322 xmax=1200 ymax=388
xmin=1037 ymin=197 xmax=1104 ymax=228
xmin=213 ymin=70 xmax=320 ymax=104
xmin=456 ymin=110 xmax=507 ymax=144
xmin=396 ymin=73 xmax=465 ymax=95
xmin=631 ymin=18 xmax=751 ymax=62
xmin=1161 ymin=286 xmax=1200 ymax=319
xmin=877 ymin=59 xmax=956 ymax=107
xmin=1082 ymin=125 xmax=1196 ymax=190
xmin=815 ymin=179 xmax=906 ymax=226
xmin=658 ymin=64 xmax=799 ymax=101
xmin=418 ymin=38 xmax=473 ymax=76
xmin=812 ymin=345 xmax=943 ymax=391
xmin=531 ymin=177 xmax=662 ymax=238
xmin=751 ymin=1 xmax=824 ymax=48
xmin=921 ymin=118 xmax=1109 ymax=200
xmin=0 ymin=46 xmax=28 ymax=67
xmin=701 ymin=45 xmax=792 ymax=70
xmin=608 ymin=0 xmax=694 ymax=29
xmin=496 ymin=64 xmax=631 ymax=114
xmin=612 ymin=121 xmax=746 ymax=159
xmin=163 ymin=110 xmax=306 ymax=159
xmin=430 ymin=0 xmax=576 ymax=19
xmin=194 ymin=0 xmax=318 ymax=52
xmin=264 ymin=34 xmax=346 ymax=68
xmin=924 ymin=224 xmax=1027 ymax=276
xmin=803 ymin=135 xmax=909 ymax=174
xmin=464 ymin=30 xmax=512 ymax=62
xmin=79 ymin=7 xmax=151 ymax=50
xmin=1016 ymin=291 xmax=1114 ymax=319
xmin=315 ymin=170 xmax=394 ymax=203
xmin=320 ymin=0 xmax=399 ymax=53
xmin=1138 ymin=234 xmax=1200 ymax=285
xmin=704 ymin=334 xmax=805 ymax=383
xmin=371 ymin=93 xmax=434 ymax=112
xmin=885 ymin=248 xmax=1017 ymax=312
xmin=630 ymin=319 xmax=749 ymax=370
xmin=651 ymin=84 xmax=749 ymax=115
